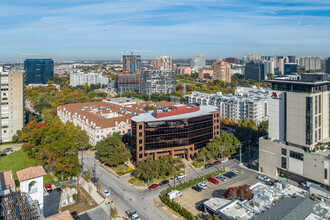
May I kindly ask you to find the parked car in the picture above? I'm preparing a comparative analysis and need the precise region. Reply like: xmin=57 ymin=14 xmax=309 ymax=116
xmin=126 ymin=209 xmax=141 ymax=220
xmin=102 ymin=189 xmax=111 ymax=197
xmin=148 ymin=184 xmax=159 ymax=190
xmin=159 ymin=180 xmax=169 ymax=186
xmin=234 ymin=168 xmax=243 ymax=174
xmin=4 ymin=148 xmax=12 ymax=151
xmin=213 ymin=160 xmax=221 ymax=165
xmin=44 ymin=184 xmax=52 ymax=193
xmin=224 ymin=172 xmax=237 ymax=179
xmin=216 ymin=176 xmax=227 ymax=181
xmin=196 ymin=203 xmax=205 ymax=212
xmin=192 ymin=185 xmax=202 ymax=192
xmin=205 ymin=163 xmax=214 ymax=169
xmin=208 ymin=178 xmax=219 ymax=184
xmin=197 ymin=183 xmax=207 ymax=189
xmin=167 ymin=190 xmax=182 ymax=200
xmin=221 ymin=158 xmax=228 ymax=163
xmin=177 ymin=173 xmax=186 ymax=179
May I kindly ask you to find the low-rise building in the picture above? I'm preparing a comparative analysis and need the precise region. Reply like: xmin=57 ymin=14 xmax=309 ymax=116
xmin=186 ymin=87 xmax=269 ymax=124
xmin=70 ymin=73 xmax=109 ymax=87
xmin=131 ymin=104 xmax=220 ymax=163
xmin=57 ymin=102 xmax=145 ymax=146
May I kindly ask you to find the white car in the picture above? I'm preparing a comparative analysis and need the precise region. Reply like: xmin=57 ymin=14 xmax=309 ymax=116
xmin=102 ymin=189 xmax=111 ymax=197
xmin=177 ymin=173 xmax=186 ymax=179
xmin=197 ymin=183 xmax=207 ymax=190
xmin=257 ymin=175 xmax=265 ymax=181
xmin=221 ymin=158 xmax=228 ymax=163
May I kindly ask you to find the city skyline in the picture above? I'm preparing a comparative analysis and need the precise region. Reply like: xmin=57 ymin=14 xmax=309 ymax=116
xmin=0 ymin=0 xmax=330 ymax=61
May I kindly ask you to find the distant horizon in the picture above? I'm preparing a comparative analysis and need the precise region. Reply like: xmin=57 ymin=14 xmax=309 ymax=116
xmin=1 ymin=0 xmax=330 ymax=61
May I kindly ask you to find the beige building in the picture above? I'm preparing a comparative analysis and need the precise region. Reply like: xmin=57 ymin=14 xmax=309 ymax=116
xmin=0 ymin=69 xmax=24 ymax=143
xmin=154 ymin=56 xmax=172 ymax=70
xmin=259 ymin=73 xmax=330 ymax=188
xmin=213 ymin=60 xmax=231 ymax=82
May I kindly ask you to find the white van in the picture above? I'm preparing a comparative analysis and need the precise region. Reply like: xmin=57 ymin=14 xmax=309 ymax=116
xmin=167 ymin=190 xmax=182 ymax=200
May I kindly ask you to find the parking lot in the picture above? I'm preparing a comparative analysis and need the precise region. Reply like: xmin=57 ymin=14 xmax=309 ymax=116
xmin=174 ymin=167 xmax=260 ymax=216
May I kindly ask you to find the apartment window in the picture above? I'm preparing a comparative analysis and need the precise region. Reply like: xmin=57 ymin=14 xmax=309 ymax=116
xmin=319 ymin=129 xmax=321 ymax=141
xmin=281 ymin=157 xmax=287 ymax=169
xmin=139 ymin=154 xmax=142 ymax=158
xmin=315 ymin=116 xmax=318 ymax=129
xmin=139 ymin=125 xmax=142 ymax=129
xmin=290 ymin=151 xmax=304 ymax=161
xmin=139 ymin=146 xmax=142 ymax=151
xmin=315 ymin=132 xmax=317 ymax=142
xmin=281 ymin=148 xmax=287 ymax=156
xmin=306 ymin=97 xmax=313 ymax=145
xmin=319 ymin=95 xmax=321 ymax=114
xmin=315 ymin=97 xmax=317 ymax=113
xmin=139 ymin=132 xmax=142 ymax=137
xmin=139 ymin=139 xmax=142 ymax=144
xmin=319 ymin=115 xmax=321 ymax=128
xmin=325 ymin=168 xmax=328 ymax=180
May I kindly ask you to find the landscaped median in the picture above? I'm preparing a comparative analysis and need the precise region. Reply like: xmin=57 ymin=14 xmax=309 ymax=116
xmin=159 ymin=169 xmax=225 ymax=220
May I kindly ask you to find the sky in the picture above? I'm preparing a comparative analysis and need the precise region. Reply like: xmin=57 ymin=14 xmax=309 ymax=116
xmin=0 ymin=0 xmax=330 ymax=61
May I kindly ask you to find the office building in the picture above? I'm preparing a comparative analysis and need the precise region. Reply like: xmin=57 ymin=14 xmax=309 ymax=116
xmin=225 ymin=57 xmax=238 ymax=64
xmin=0 ymin=69 xmax=24 ymax=143
xmin=284 ymin=63 xmax=298 ymax=75
xmin=57 ymin=102 xmax=145 ymax=146
xmin=122 ymin=55 xmax=141 ymax=74
xmin=213 ymin=60 xmax=231 ymax=82
xmin=24 ymin=59 xmax=54 ymax=84
xmin=288 ymin=56 xmax=296 ymax=63
xmin=191 ymin=54 xmax=206 ymax=71
xmin=154 ymin=56 xmax=172 ymax=70
xmin=175 ymin=67 xmax=191 ymax=76
xmin=115 ymin=74 xmax=141 ymax=94
xmin=186 ymin=87 xmax=269 ymax=124
xmin=140 ymin=68 xmax=176 ymax=94
xmin=326 ymin=58 xmax=330 ymax=74
xmin=131 ymin=104 xmax=220 ymax=163
xmin=259 ymin=73 xmax=330 ymax=188
xmin=264 ymin=61 xmax=275 ymax=75
xmin=245 ymin=61 xmax=265 ymax=81
xmin=70 ymin=73 xmax=109 ymax=87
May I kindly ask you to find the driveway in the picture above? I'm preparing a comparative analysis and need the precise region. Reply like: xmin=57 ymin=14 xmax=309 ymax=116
xmin=43 ymin=189 xmax=61 ymax=217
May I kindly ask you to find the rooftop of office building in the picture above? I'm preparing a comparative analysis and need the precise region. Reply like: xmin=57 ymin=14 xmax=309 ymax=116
xmin=131 ymin=105 xmax=218 ymax=123
xmin=269 ymin=73 xmax=330 ymax=85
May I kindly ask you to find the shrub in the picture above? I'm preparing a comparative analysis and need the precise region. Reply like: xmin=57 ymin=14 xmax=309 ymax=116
xmin=72 ymin=193 xmax=77 ymax=201
xmin=224 ymin=185 xmax=253 ymax=201
xmin=118 ymin=167 xmax=134 ymax=176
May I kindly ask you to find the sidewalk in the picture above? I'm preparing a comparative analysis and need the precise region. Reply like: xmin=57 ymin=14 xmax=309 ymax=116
xmin=154 ymin=197 xmax=185 ymax=220
xmin=79 ymin=178 xmax=104 ymax=205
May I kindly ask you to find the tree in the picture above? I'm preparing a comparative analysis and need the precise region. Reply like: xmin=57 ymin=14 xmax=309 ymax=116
xmin=42 ymin=108 xmax=54 ymax=124
xmin=96 ymin=133 xmax=131 ymax=167
xmin=135 ymin=156 xmax=158 ymax=180
xmin=260 ymin=120 xmax=268 ymax=132
xmin=247 ymin=119 xmax=258 ymax=131
xmin=75 ymin=129 xmax=90 ymax=149
xmin=224 ymin=185 xmax=253 ymax=201
xmin=242 ymin=117 xmax=249 ymax=127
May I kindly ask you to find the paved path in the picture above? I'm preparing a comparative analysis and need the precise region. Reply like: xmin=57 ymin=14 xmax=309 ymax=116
xmin=79 ymin=178 xmax=104 ymax=205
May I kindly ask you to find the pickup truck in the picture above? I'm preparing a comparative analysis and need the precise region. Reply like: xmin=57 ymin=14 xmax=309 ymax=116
xmin=125 ymin=209 xmax=141 ymax=220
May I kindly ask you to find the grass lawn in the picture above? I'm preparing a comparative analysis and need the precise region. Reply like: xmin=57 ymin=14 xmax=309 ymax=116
xmin=112 ymin=164 xmax=129 ymax=173
xmin=177 ymin=79 xmax=202 ymax=85
xmin=0 ymin=150 xmax=53 ymax=185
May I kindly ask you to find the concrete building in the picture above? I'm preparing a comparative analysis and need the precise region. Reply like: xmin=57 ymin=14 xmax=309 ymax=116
xmin=245 ymin=61 xmax=265 ymax=81
xmin=0 ymin=70 xmax=24 ymax=143
xmin=186 ymin=87 xmax=269 ymax=124
xmin=69 ymin=73 xmax=109 ymax=87
xmin=278 ymin=58 xmax=285 ymax=75
xmin=326 ymin=58 xmax=330 ymax=74
xmin=243 ymin=54 xmax=261 ymax=63
xmin=191 ymin=54 xmax=206 ymax=71
xmin=122 ymin=55 xmax=141 ymax=74
xmin=115 ymin=74 xmax=141 ymax=94
xmin=213 ymin=60 xmax=231 ymax=82
xmin=284 ymin=63 xmax=298 ymax=75
xmin=259 ymin=73 xmax=330 ymax=188
xmin=288 ymin=55 xmax=296 ymax=63
xmin=199 ymin=68 xmax=214 ymax=79
xmin=175 ymin=67 xmax=191 ymax=76
xmin=224 ymin=57 xmax=238 ymax=64
xmin=140 ymin=68 xmax=176 ymax=94
xmin=57 ymin=102 xmax=144 ymax=146
xmin=131 ymin=104 xmax=220 ymax=163
xmin=298 ymin=57 xmax=322 ymax=71
xmin=154 ymin=56 xmax=172 ymax=70
xmin=264 ymin=61 xmax=275 ymax=75
xmin=24 ymin=59 xmax=54 ymax=84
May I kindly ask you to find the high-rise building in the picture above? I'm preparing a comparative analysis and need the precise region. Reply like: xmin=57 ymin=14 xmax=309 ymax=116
xmin=243 ymin=54 xmax=261 ymax=63
xmin=288 ymin=56 xmax=296 ymax=63
xmin=131 ymin=104 xmax=220 ymax=163
xmin=191 ymin=54 xmax=206 ymax=71
xmin=154 ymin=56 xmax=172 ymax=70
xmin=115 ymin=74 xmax=141 ymax=94
xmin=0 ymin=69 xmax=24 ymax=143
xmin=213 ymin=60 xmax=231 ymax=82
xmin=245 ymin=61 xmax=265 ymax=81
xmin=259 ymin=73 xmax=330 ymax=188
xmin=278 ymin=58 xmax=285 ymax=75
xmin=264 ymin=61 xmax=275 ymax=75
xmin=284 ymin=63 xmax=298 ymax=75
xmin=275 ymin=55 xmax=283 ymax=69
xmin=69 ymin=73 xmax=109 ymax=87
xmin=122 ymin=55 xmax=141 ymax=74
xmin=298 ymin=57 xmax=322 ymax=71
xmin=225 ymin=57 xmax=238 ymax=64
xmin=326 ymin=58 xmax=330 ymax=74
xmin=140 ymin=68 xmax=176 ymax=94
xmin=24 ymin=59 xmax=54 ymax=84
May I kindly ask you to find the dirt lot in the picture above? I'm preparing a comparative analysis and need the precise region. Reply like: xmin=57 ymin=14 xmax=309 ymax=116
xmin=174 ymin=167 xmax=260 ymax=216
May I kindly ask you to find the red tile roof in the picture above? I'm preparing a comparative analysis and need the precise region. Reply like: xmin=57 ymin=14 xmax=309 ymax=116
xmin=0 ymin=170 xmax=15 ymax=191
xmin=16 ymin=166 xmax=46 ymax=182
xmin=45 ymin=210 xmax=74 ymax=220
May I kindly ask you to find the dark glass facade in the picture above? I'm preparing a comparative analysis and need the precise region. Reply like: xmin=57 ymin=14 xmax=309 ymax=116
xmin=245 ymin=61 xmax=265 ymax=82
xmin=24 ymin=59 xmax=54 ymax=84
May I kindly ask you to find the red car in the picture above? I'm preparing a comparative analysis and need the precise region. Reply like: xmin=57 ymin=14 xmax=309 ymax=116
xmin=208 ymin=178 xmax=219 ymax=185
xmin=148 ymin=184 xmax=159 ymax=190
xmin=44 ymin=184 xmax=52 ymax=192
xmin=213 ymin=160 xmax=221 ymax=165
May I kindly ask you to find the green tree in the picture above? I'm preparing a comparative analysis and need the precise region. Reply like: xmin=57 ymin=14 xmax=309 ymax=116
xmin=247 ymin=119 xmax=258 ymax=131
xmin=42 ymin=108 xmax=54 ymax=124
xmin=96 ymin=133 xmax=131 ymax=167
xmin=75 ymin=129 xmax=90 ymax=149
xmin=135 ymin=156 xmax=158 ymax=180
xmin=242 ymin=117 xmax=249 ymax=128
xmin=260 ymin=120 xmax=268 ymax=132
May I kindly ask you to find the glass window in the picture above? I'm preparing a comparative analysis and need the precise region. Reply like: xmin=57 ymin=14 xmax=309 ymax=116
xmin=290 ymin=151 xmax=304 ymax=161
xmin=281 ymin=157 xmax=287 ymax=169
xmin=319 ymin=95 xmax=321 ymax=113
xmin=325 ymin=168 xmax=328 ymax=180
xmin=281 ymin=148 xmax=287 ymax=156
